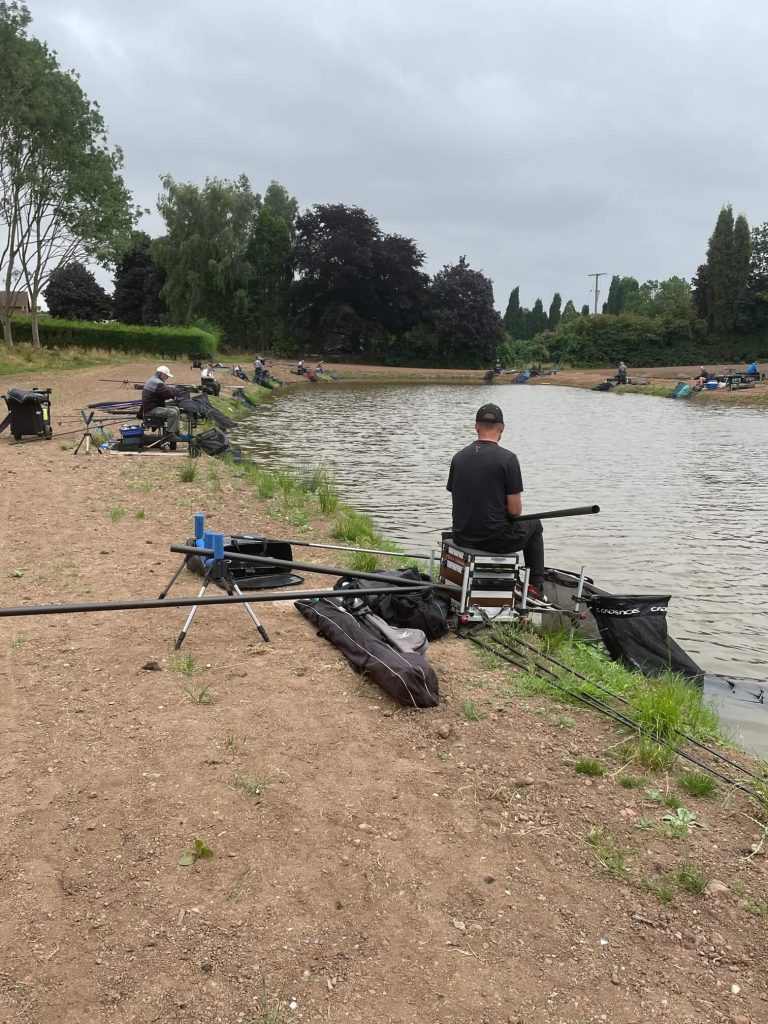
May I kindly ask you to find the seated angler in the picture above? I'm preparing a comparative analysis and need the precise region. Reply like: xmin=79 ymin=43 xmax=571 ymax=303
xmin=141 ymin=365 xmax=183 ymax=445
xmin=447 ymin=403 xmax=547 ymax=603
xmin=200 ymin=361 xmax=221 ymax=396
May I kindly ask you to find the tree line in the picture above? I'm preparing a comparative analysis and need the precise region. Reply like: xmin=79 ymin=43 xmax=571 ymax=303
xmin=502 ymin=206 xmax=768 ymax=369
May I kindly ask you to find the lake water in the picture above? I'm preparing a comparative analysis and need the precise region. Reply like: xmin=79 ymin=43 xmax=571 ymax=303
xmin=230 ymin=381 xmax=768 ymax=752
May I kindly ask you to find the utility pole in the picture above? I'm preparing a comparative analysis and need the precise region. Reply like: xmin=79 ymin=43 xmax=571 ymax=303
xmin=588 ymin=272 xmax=606 ymax=315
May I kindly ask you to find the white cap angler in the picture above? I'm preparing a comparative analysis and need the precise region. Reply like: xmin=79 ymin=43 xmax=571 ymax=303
xmin=156 ymin=365 xmax=173 ymax=377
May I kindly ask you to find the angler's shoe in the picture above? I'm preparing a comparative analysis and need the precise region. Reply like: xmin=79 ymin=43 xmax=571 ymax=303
xmin=526 ymin=585 xmax=550 ymax=606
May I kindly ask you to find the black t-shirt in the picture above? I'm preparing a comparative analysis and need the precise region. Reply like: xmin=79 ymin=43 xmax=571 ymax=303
xmin=446 ymin=440 xmax=524 ymax=547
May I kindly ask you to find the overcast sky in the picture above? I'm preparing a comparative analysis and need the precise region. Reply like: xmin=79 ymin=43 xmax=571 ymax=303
xmin=28 ymin=0 xmax=768 ymax=312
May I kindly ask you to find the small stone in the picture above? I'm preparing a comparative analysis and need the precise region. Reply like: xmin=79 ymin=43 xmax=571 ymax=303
xmin=730 ymin=983 xmax=741 ymax=995
xmin=706 ymin=879 xmax=729 ymax=897
xmin=610 ymin=969 xmax=621 ymax=986
xmin=437 ymin=724 xmax=451 ymax=739
xmin=516 ymin=776 xmax=535 ymax=787
xmin=452 ymin=918 xmax=466 ymax=933
xmin=142 ymin=661 xmax=162 ymax=672
xmin=712 ymin=931 xmax=725 ymax=946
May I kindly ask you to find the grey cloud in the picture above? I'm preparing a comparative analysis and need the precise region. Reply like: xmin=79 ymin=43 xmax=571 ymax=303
xmin=29 ymin=0 xmax=768 ymax=309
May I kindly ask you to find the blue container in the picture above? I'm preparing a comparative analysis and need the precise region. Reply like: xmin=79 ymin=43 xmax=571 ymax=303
xmin=120 ymin=423 xmax=145 ymax=439
xmin=705 ymin=380 xmax=718 ymax=390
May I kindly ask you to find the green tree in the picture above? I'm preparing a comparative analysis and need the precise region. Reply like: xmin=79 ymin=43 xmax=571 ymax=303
xmin=290 ymin=203 xmax=428 ymax=355
xmin=503 ymin=285 xmax=523 ymax=337
xmin=0 ymin=1 xmax=134 ymax=345
xmin=246 ymin=205 xmax=292 ymax=349
xmin=548 ymin=292 xmax=562 ymax=329
xmin=561 ymin=298 xmax=577 ymax=321
xmin=623 ymin=277 xmax=693 ymax=319
xmin=529 ymin=297 xmax=548 ymax=336
xmin=154 ymin=174 xmax=260 ymax=338
xmin=580 ymin=304 xmax=590 ymax=317
xmin=603 ymin=275 xmax=639 ymax=315
xmin=44 ymin=261 xmax=111 ymax=320
xmin=112 ymin=231 xmax=166 ymax=325
xmin=263 ymin=180 xmax=299 ymax=239
xmin=429 ymin=256 xmax=503 ymax=366
xmin=705 ymin=204 xmax=751 ymax=339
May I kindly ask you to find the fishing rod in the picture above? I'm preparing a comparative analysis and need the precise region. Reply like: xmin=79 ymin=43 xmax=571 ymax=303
xmin=170 ymin=543 xmax=459 ymax=592
xmin=470 ymin=631 xmax=760 ymax=797
xmin=500 ymin=629 xmax=768 ymax=784
xmin=0 ymin=583 xmax=435 ymax=620
xmin=514 ymin=504 xmax=599 ymax=523
xmin=246 ymin=536 xmax=434 ymax=562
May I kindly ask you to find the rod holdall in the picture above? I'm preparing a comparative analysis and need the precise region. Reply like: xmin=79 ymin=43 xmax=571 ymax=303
xmin=585 ymin=594 xmax=703 ymax=683
xmin=333 ymin=567 xmax=452 ymax=640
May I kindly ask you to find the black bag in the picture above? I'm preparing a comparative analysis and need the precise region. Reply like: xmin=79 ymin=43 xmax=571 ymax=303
xmin=192 ymin=427 xmax=230 ymax=457
xmin=296 ymin=598 xmax=439 ymax=707
xmin=334 ymin=567 xmax=452 ymax=640
xmin=585 ymin=594 xmax=703 ymax=683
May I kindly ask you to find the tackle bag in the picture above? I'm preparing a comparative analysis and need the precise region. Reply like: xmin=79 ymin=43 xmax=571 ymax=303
xmin=585 ymin=594 xmax=703 ymax=683
xmin=295 ymin=598 xmax=439 ymax=708
xmin=333 ymin=567 xmax=452 ymax=640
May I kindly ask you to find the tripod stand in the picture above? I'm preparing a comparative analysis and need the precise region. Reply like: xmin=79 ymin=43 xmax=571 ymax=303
xmin=160 ymin=528 xmax=270 ymax=649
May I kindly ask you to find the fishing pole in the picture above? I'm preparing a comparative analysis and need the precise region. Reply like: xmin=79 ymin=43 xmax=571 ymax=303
xmin=0 ymin=583 xmax=435 ymax=620
xmin=470 ymin=632 xmax=759 ymax=797
xmin=500 ymin=629 xmax=768 ymax=784
xmin=170 ymin=543 xmax=459 ymax=592
xmin=514 ymin=504 xmax=600 ymax=523
xmin=246 ymin=536 xmax=434 ymax=562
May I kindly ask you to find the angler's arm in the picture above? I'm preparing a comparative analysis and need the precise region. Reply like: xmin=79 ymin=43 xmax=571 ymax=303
xmin=506 ymin=493 xmax=522 ymax=519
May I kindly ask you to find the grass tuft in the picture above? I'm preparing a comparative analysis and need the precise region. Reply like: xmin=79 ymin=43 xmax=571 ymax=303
xmin=178 ymin=460 xmax=197 ymax=483
xmin=233 ymin=775 xmax=267 ymax=797
xmin=619 ymin=775 xmax=643 ymax=789
xmin=461 ymin=699 xmax=485 ymax=722
xmin=674 ymin=860 xmax=710 ymax=896
xmin=586 ymin=826 xmax=630 ymax=877
xmin=678 ymin=771 xmax=717 ymax=798
xmin=108 ymin=506 xmax=125 ymax=522
xmin=182 ymin=683 xmax=215 ymax=705
xmin=574 ymin=757 xmax=605 ymax=777
xmin=170 ymin=653 xmax=197 ymax=676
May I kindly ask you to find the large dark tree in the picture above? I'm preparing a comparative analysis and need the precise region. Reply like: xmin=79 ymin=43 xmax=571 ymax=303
xmin=705 ymin=205 xmax=751 ymax=339
xmin=112 ymin=231 xmax=166 ymax=324
xmin=528 ymin=297 xmax=548 ymax=336
xmin=691 ymin=263 xmax=709 ymax=320
xmin=503 ymin=285 xmax=523 ymax=337
xmin=290 ymin=203 xmax=428 ymax=352
xmin=428 ymin=256 xmax=503 ymax=365
xmin=246 ymin=206 xmax=292 ymax=348
xmin=44 ymin=260 xmax=111 ymax=320
xmin=548 ymin=292 xmax=562 ymax=329
xmin=603 ymin=275 xmax=639 ymax=315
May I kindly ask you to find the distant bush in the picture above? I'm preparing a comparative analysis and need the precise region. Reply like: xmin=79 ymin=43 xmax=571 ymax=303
xmin=11 ymin=316 xmax=217 ymax=358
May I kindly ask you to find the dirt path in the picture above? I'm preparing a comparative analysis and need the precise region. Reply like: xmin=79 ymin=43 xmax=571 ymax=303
xmin=1 ymin=361 xmax=767 ymax=1023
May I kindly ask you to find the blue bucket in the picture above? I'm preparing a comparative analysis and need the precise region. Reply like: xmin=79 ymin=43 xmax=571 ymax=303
xmin=705 ymin=380 xmax=718 ymax=390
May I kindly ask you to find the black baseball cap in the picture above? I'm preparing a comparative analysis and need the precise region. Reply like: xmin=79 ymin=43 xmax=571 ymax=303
xmin=476 ymin=403 xmax=504 ymax=424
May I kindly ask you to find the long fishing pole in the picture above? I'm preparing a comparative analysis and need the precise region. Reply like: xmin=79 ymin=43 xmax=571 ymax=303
xmin=0 ymin=583 xmax=434 ymax=620
xmin=170 ymin=543 xmax=460 ymax=592
xmin=501 ymin=629 xmax=767 ymax=784
xmin=471 ymin=633 xmax=757 ymax=796
xmin=245 ymin=536 xmax=434 ymax=562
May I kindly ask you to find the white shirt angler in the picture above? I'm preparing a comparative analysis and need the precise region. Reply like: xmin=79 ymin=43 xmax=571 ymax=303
xmin=201 ymin=366 xmax=214 ymax=380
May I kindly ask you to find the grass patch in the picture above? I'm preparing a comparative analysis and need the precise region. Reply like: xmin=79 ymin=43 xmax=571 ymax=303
xmin=182 ymin=683 xmax=215 ymax=705
xmin=233 ymin=775 xmax=267 ymax=797
xmin=674 ymin=860 xmax=710 ymax=896
xmin=619 ymin=775 xmax=644 ymax=789
xmin=170 ymin=652 xmax=197 ymax=676
xmin=678 ymin=771 xmax=717 ymax=798
xmin=178 ymin=460 xmax=198 ymax=483
xmin=461 ymin=699 xmax=485 ymax=722
xmin=331 ymin=509 xmax=378 ymax=547
xmin=0 ymin=341 xmax=129 ymax=375
xmin=574 ymin=757 xmax=605 ymax=777
xmin=586 ymin=826 xmax=630 ymax=877
xmin=134 ymin=507 xmax=145 ymax=519
xmin=108 ymin=506 xmax=126 ymax=522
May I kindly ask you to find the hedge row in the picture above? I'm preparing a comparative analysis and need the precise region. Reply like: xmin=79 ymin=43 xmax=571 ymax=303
xmin=540 ymin=313 xmax=768 ymax=368
xmin=11 ymin=316 xmax=217 ymax=358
